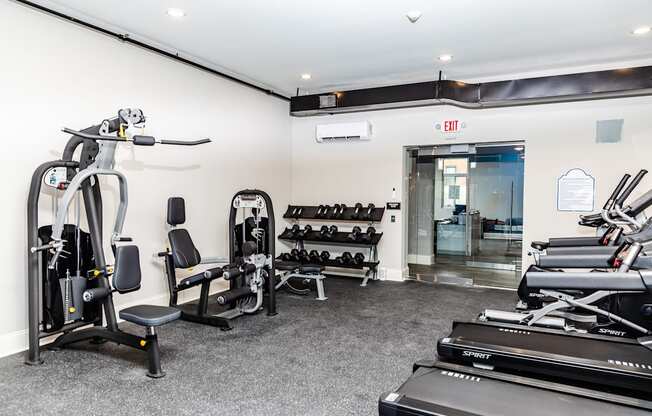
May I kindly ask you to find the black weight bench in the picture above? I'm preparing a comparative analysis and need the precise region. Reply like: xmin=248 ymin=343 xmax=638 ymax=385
xmin=275 ymin=261 xmax=328 ymax=301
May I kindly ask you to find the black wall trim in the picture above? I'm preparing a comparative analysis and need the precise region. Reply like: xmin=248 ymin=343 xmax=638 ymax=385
xmin=291 ymin=67 xmax=652 ymax=116
xmin=12 ymin=0 xmax=290 ymax=102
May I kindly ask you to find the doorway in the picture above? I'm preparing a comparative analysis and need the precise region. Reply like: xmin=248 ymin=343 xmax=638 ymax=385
xmin=406 ymin=142 xmax=525 ymax=288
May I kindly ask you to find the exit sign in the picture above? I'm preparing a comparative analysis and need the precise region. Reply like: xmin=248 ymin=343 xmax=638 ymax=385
xmin=435 ymin=119 xmax=466 ymax=137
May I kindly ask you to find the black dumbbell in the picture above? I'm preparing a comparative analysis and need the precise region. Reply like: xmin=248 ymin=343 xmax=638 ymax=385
xmin=281 ymin=252 xmax=292 ymax=261
xmin=336 ymin=252 xmax=353 ymax=265
xmin=364 ymin=203 xmax=375 ymax=220
xmin=295 ymin=207 xmax=304 ymax=218
xmin=331 ymin=204 xmax=341 ymax=218
xmin=297 ymin=224 xmax=312 ymax=238
xmin=290 ymin=248 xmax=301 ymax=262
xmin=290 ymin=206 xmax=300 ymax=217
xmin=347 ymin=226 xmax=362 ymax=241
xmin=322 ymin=205 xmax=331 ymax=218
xmin=289 ymin=224 xmax=301 ymax=237
xmin=308 ymin=250 xmax=321 ymax=263
xmin=361 ymin=226 xmax=376 ymax=242
xmin=320 ymin=251 xmax=331 ymax=262
xmin=316 ymin=205 xmax=326 ymax=218
xmin=338 ymin=204 xmax=347 ymax=218
xmin=325 ymin=225 xmax=338 ymax=239
xmin=319 ymin=225 xmax=329 ymax=239
xmin=298 ymin=249 xmax=309 ymax=263
xmin=353 ymin=252 xmax=365 ymax=266
xmin=352 ymin=202 xmax=363 ymax=219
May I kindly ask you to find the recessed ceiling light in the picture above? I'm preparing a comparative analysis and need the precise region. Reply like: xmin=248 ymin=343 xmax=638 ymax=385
xmin=406 ymin=10 xmax=422 ymax=23
xmin=167 ymin=8 xmax=186 ymax=18
xmin=438 ymin=54 xmax=453 ymax=62
xmin=301 ymin=73 xmax=312 ymax=80
xmin=632 ymin=26 xmax=651 ymax=35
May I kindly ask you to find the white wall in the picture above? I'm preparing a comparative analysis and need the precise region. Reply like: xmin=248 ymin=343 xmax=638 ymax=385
xmin=0 ymin=2 xmax=291 ymax=357
xmin=290 ymin=96 xmax=652 ymax=280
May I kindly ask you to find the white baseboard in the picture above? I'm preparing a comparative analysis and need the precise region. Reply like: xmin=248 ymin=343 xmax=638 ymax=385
xmin=0 ymin=285 xmax=228 ymax=360
xmin=0 ymin=329 xmax=29 ymax=359
xmin=383 ymin=267 xmax=404 ymax=282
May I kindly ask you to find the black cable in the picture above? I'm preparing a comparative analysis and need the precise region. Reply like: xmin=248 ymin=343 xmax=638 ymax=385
xmin=12 ymin=0 xmax=290 ymax=102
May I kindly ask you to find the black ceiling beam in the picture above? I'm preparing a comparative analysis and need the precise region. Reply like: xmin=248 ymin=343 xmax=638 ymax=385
xmin=12 ymin=0 xmax=290 ymax=102
xmin=291 ymin=66 xmax=652 ymax=116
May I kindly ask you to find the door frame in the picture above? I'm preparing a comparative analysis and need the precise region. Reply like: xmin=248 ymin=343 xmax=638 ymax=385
xmin=402 ymin=140 xmax=526 ymax=284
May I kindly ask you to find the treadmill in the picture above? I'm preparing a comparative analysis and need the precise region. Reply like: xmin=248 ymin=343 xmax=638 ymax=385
xmin=437 ymin=320 xmax=652 ymax=394
xmin=379 ymin=198 xmax=652 ymax=415
xmin=379 ymin=360 xmax=652 ymax=416
xmin=438 ymin=239 xmax=652 ymax=396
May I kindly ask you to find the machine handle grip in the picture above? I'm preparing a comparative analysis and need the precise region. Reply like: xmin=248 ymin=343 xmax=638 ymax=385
xmin=159 ymin=138 xmax=212 ymax=146
xmin=615 ymin=169 xmax=648 ymax=207
xmin=30 ymin=241 xmax=62 ymax=253
xmin=62 ymin=127 xmax=211 ymax=146
xmin=131 ymin=135 xmax=156 ymax=146
xmin=603 ymin=174 xmax=631 ymax=210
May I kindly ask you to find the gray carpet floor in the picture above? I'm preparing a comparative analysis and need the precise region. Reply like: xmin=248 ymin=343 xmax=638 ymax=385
xmin=0 ymin=278 xmax=515 ymax=416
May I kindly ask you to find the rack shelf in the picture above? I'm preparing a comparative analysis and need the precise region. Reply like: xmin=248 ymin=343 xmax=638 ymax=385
xmin=276 ymin=256 xmax=379 ymax=270
xmin=280 ymin=203 xmax=383 ymax=286
xmin=283 ymin=205 xmax=385 ymax=222
xmin=278 ymin=228 xmax=383 ymax=246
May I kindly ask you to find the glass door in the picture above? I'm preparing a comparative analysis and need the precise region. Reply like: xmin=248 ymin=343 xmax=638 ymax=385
xmin=406 ymin=143 xmax=525 ymax=288
xmin=466 ymin=145 xmax=525 ymax=286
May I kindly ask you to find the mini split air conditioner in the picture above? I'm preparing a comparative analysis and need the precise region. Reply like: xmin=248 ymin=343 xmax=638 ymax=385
xmin=315 ymin=121 xmax=372 ymax=143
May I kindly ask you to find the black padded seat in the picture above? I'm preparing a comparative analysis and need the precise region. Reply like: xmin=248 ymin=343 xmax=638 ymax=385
xmin=168 ymin=229 xmax=201 ymax=269
xmin=531 ymin=241 xmax=549 ymax=251
xmin=120 ymin=305 xmax=181 ymax=327
xmin=275 ymin=261 xmax=300 ymax=271
xmin=299 ymin=265 xmax=324 ymax=274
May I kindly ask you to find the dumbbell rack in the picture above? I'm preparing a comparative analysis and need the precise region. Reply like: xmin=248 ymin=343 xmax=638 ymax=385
xmin=280 ymin=204 xmax=384 ymax=286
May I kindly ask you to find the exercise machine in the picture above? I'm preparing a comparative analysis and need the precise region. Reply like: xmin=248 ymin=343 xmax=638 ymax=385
xmin=379 ymin=360 xmax=652 ymax=415
xmin=27 ymin=109 xmax=209 ymax=376
xmin=160 ymin=191 xmax=277 ymax=330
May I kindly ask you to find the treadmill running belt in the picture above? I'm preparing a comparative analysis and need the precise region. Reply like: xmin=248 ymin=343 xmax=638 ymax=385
xmin=438 ymin=321 xmax=652 ymax=394
xmin=379 ymin=361 xmax=652 ymax=416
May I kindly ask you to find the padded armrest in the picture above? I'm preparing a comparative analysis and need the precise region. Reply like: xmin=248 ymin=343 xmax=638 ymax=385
xmin=525 ymin=271 xmax=647 ymax=291
xmin=548 ymin=236 xmax=602 ymax=247
xmin=537 ymin=255 xmax=612 ymax=269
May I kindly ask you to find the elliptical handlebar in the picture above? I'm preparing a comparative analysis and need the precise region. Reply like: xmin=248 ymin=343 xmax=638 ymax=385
xmin=61 ymin=127 xmax=211 ymax=146
xmin=615 ymin=169 xmax=648 ymax=207
xmin=602 ymin=173 xmax=631 ymax=210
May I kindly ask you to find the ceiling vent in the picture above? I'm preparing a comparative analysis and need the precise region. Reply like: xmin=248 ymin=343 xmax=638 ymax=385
xmin=315 ymin=121 xmax=372 ymax=143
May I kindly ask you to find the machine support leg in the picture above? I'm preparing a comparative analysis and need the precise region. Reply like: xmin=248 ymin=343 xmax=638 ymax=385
xmin=145 ymin=327 xmax=164 ymax=378
xmin=316 ymin=276 xmax=328 ymax=301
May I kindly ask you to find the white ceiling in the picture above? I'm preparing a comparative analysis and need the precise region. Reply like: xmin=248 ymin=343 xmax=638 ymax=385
xmin=30 ymin=0 xmax=652 ymax=96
